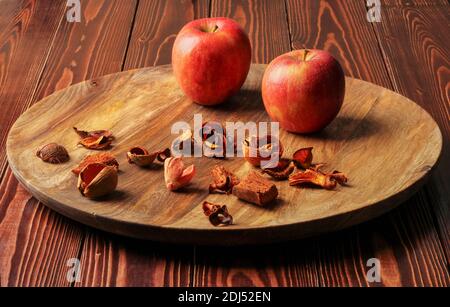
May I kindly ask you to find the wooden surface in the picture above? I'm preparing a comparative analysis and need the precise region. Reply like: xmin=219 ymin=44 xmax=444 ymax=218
xmin=0 ymin=0 xmax=448 ymax=286
xmin=6 ymin=64 xmax=442 ymax=245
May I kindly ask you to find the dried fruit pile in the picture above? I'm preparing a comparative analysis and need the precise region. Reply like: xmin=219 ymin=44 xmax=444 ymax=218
xmin=36 ymin=126 xmax=347 ymax=228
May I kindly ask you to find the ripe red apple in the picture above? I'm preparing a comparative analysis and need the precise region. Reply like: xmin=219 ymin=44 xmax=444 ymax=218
xmin=172 ymin=17 xmax=251 ymax=106
xmin=262 ymin=49 xmax=345 ymax=133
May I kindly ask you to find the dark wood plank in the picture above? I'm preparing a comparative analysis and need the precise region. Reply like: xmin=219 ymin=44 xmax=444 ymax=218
xmin=0 ymin=0 xmax=73 ymax=286
xmin=193 ymin=0 xmax=319 ymax=287
xmin=78 ymin=234 xmax=194 ymax=286
xmin=33 ymin=0 xmax=140 ymax=99
xmin=0 ymin=0 xmax=66 ymax=179
xmin=76 ymin=0 xmax=210 ymax=287
xmin=285 ymin=0 xmax=449 ymax=286
xmin=0 ymin=169 xmax=83 ymax=286
xmin=210 ymin=0 xmax=291 ymax=63
xmin=124 ymin=0 xmax=210 ymax=69
xmin=0 ymin=0 xmax=140 ymax=286
xmin=371 ymin=0 xmax=450 ymax=263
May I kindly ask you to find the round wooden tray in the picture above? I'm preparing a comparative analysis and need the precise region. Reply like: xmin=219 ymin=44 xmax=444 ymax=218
xmin=6 ymin=64 xmax=442 ymax=245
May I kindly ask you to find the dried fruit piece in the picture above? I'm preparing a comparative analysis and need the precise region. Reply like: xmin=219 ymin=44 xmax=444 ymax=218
xmin=262 ymin=159 xmax=295 ymax=180
xmin=201 ymin=122 xmax=227 ymax=158
xmin=202 ymin=201 xmax=233 ymax=227
xmin=72 ymin=153 xmax=119 ymax=175
xmin=77 ymin=163 xmax=118 ymax=198
xmin=289 ymin=168 xmax=348 ymax=190
xmin=73 ymin=127 xmax=113 ymax=139
xmin=243 ymin=134 xmax=283 ymax=168
xmin=156 ymin=148 xmax=171 ymax=162
xmin=293 ymin=147 xmax=313 ymax=169
xmin=173 ymin=129 xmax=197 ymax=155
xmin=36 ymin=143 xmax=69 ymax=164
xmin=209 ymin=165 xmax=240 ymax=194
xmin=74 ymin=127 xmax=114 ymax=150
xmin=127 ymin=146 xmax=158 ymax=167
xmin=329 ymin=171 xmax=348 ymax=185
xmin=164 ymin=157 xmax=195 ymax=191
xmin=232 ymin=171 xmax=278 ymax=206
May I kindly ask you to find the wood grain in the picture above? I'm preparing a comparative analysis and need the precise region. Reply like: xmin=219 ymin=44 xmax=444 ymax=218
xmin=194 ymin=0 xmax=310 ymax=287
xmin=371 ymin=0 xmax=450 ymax=264
xmin=75 ymin=0 xmax=210 ymax=287
xmin=124 ymin=0 xmax=210 ymax=69
xmin=6 ymin=64 xmax=442 ymax=244
xmin=285 ymin=0 xmax=450 ymax=286
xmin=210 ymin=0 xmax=291 ymax=63
xmin=0 ymin=0 xmax=448 ymax=287
xmin=0 ymin=0 xmax=140 ymax=286
xmin=0 ymin=0 xmax=66 ymax=179
xmin=0 ymin=0 xmax=75 ymax=287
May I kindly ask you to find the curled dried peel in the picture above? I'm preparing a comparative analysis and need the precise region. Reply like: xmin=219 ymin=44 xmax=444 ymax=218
xmin=289 ymin=168 xmax=348 ymax=190
xmin=72 ymin=153 xmax=118 ymax=175
xmin=209 ymin=165 xmax=240 ymax=194
xmin=77 ymin=163 xmax=118 ymax=198
xmin=243 ymin=134 xmax=283 ymax=168
xmin=127 ymin=146 xmax=158 ymax=167
xmin=262 ymin=159 xmax=295 ymax=180
xmin=74 ymin=127 xmax=114 ymax=150
xmin=164 ymin=157 xmax=195 ymax=191
xmin=202 ymin=201 xmax=233 ymax=227
xmin=127 ymin=147 xmax=171 ymax=167
xmin=201 ymin=122 xmax=228 ymax=158
xmin=293 ymin=147 xmax=313 ymax=169
xmin=36 ymin=143 xmax=69 ymax=164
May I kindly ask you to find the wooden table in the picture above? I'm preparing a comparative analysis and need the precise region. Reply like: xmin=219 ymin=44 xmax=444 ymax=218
xmin=0 ymin=0 xmax=448 ymax=287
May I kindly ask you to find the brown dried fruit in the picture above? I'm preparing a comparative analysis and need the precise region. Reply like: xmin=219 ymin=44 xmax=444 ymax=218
xmin=127 ymin=146 xmax=157 ymax=167
xmin=262 ymin=159 xmax=295 ymax=180
xmin=243 ymin=134 xmax=283 ymax=169
xmin=77 ymin=163 xmax=118 ymax=198
xmin=72 ymin=153 xmax=119 ymax=175
xmin=232 ymin=171 xmax=278 ymax=206
xmin=74 ymin=127 xmax=114 ymax=150
xmin=209 ymin=165 xmax=240 ymax=194
xmin=36 ymin=143 xmax=69 ymax=164
xmin=292 ymin=147 xmax=313 ymax=169
xmin=156 ymin=148 xmax=171 ymax=162
xmin=201 ymin=122 xmax=228 ymax=158
xmin=164 ymin=157 xmax=195 ymax=191
xmin=289 ymin=167 xmax=348 ymax=190
xmin=202 ymin=201 xmax=233 ymax=227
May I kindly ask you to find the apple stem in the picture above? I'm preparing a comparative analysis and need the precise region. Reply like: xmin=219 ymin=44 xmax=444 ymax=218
xmin=212 ymin=25 xmax=219 ymax=33
xmin=303 ymin=49 xmax=309 ymax=61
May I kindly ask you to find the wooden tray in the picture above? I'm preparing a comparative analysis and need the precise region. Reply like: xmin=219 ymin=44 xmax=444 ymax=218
xmin=6 ymin=64 xmax=442 ymax=245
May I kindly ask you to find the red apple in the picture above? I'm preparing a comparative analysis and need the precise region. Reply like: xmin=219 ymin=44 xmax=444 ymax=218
xmin=172 ymin=17 xmax=251 ymax=106
xmin=262 ymin=49 xmax=345 ymax=133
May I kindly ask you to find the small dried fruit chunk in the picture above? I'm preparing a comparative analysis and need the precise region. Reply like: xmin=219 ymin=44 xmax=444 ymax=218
xmin=232 ymin=171 xmax=278 ymax=206
xmin=77 ymin=163 xmax=118 ymax=198
xmin=164 ymin=157 xmax=195 ymax=191
xmin=201 ymin=122 xmax=228 ymax=158
xmin=36 ymin=143 xmax=69 ymax=164
xmin=262 ymin=159 xmax=295 ymax=180
xmin=74 ymin=127 xmax=114 ymax=150
xmin=156 ymin=148 xmax=171 ymax=162
xmin=202 ymin=201 xmax=233 ymax=227
xmin=72 ymin=153 xmax=119 ymax=175
xmin=289 ymin=168 xmax=348 ymax=190
xmin=127 ymin=146 xmax=158 ymax=167
xmin=209 ymin=165 xmax=240 ymax=194
xmin=293 ymin=147 xmax=313 ymax=169
xmin=243 ymin=134 xmax=283 ymax=169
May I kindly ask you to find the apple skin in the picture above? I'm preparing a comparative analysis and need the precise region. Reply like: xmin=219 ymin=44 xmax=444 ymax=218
xmin=262 ymin=49 xmax=345 ymax=133
xmin=172 ymin=18 xmax=251 ymax=106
